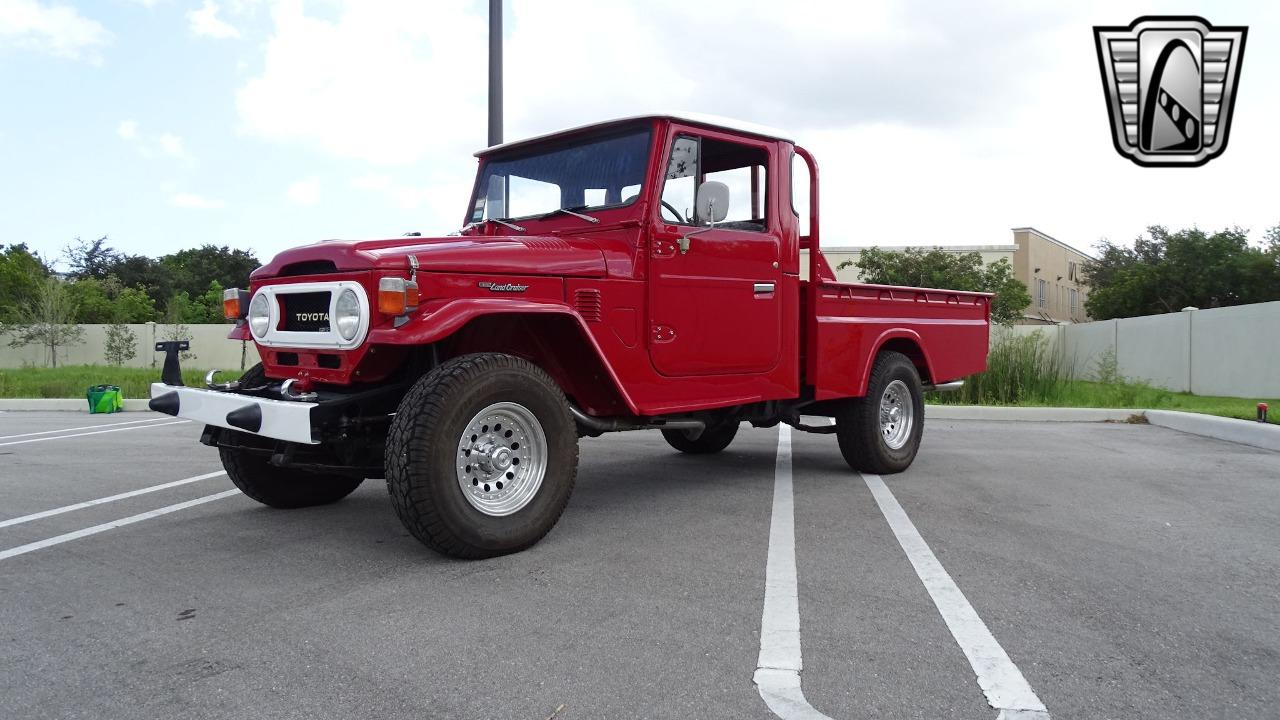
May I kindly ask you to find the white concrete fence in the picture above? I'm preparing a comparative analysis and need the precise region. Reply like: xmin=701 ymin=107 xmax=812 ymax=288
xmin=1004 ymin=301 xmax=1280 ymax=398
xmin=0 ymin=323 xmax=260 ymax=371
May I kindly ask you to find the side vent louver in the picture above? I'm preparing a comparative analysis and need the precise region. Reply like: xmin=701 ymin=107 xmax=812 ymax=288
xmin=574 ymin=288 xmax=602 ymax=322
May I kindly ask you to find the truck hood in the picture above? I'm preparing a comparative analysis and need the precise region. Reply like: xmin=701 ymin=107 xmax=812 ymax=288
xmin=252 ymin=235 xmax=607 ymax=280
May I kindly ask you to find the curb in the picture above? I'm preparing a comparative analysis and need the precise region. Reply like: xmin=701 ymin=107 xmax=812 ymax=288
xmin=0 ymin=399 xmax=153 ymax=412
xmin=927 ymin=404 xmax=1279 ymax=453
xmin=925 ymin=405 xmax=1141 ymax=423
xmin=1143 ymin=409 xmax=1280 ymax=453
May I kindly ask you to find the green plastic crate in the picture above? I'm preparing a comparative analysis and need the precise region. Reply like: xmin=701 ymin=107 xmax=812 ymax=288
xmin=87 ymin=384 xmax=124 ymax=414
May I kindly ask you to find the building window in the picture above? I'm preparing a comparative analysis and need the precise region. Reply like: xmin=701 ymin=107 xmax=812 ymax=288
xmin=1070 ymin=288 xmax=1079 ymax=315
xmin=1037 ymin=279 xmax=1047 ymax=308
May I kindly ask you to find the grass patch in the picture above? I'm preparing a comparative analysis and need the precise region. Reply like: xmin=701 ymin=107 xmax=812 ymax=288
xmin=929 ymin=330 xmax=1278 ymax=425
xmin=0 ymin=365 xmax=243 ymax=400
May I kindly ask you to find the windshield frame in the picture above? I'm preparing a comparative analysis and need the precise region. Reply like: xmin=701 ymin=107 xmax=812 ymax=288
xmin=464 ymin=121 xmax=656 ymax=227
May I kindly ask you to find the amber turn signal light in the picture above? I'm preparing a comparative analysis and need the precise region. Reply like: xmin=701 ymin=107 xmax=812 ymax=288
xmin=223 ymin=288 xmax=250 ymax=320
xmin=378 ymin=277 xmax=419 ymax=315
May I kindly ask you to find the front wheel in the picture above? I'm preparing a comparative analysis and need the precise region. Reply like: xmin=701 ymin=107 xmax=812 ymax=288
xmin=835 ymin=351 xmax=924 ymax=474
xmin=385 ymin=353 xmax=579 ymax=559
xmin=216 ymin=363 xmax=364 ymax=508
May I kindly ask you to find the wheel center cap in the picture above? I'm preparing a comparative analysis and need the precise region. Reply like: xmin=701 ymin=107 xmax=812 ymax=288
xmin=888 ymin=406 xmax=901 ymax=423
xmin=492 ymin=447 xmax=512 ymax=470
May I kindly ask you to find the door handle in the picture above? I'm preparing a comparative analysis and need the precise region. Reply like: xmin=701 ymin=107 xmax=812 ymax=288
xmin=753 ymin=282 xmax=776 ymax=294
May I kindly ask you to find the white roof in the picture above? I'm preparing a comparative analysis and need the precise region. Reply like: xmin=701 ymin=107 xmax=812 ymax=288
xmin=476 ymin=112 xmax=796 ymax=156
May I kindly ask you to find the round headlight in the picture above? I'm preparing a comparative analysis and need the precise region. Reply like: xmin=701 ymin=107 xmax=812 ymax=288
xmin=248 ymin=293 xmax=271 ymax=338
xmin=334 ymin=289 xmax=361 ymax=341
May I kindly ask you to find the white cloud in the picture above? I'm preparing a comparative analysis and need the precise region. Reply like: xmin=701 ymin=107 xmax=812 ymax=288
xmin=236 ymin=1 xmax=485 ymax=166
xmin=286 ymin=176 xmax=321 ymax=205
xmin=156 ymin=132 xmax=189 ymax=159
xmin=0 ymin=0 xmax=112 ymax=61
xmin=350 ymin=173 xmax=439 ymax=211
xmin=116 ymin=121 xmax=194 ymax=162
xmin=171 ymin=193 xmax=225 ymax=209
xmin=229 ymin=0 xmax=1280 ymax=252
xmin=188 ymin=0 xmax=240 ymax=39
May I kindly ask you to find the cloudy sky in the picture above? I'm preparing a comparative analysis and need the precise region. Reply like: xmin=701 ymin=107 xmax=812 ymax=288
xmin=1 ymin=0 xmax=1276 ymax=266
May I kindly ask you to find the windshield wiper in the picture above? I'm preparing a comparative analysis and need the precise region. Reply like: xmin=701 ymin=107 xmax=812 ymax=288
xmin=461 ymin=217 xmax=526 ymax=233
xmin=539 ymin=206 xmax=600 ymax=224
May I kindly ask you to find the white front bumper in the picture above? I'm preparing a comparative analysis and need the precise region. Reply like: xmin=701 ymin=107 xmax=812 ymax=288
xmin=149 ymin=382 xmax=320 ymax=445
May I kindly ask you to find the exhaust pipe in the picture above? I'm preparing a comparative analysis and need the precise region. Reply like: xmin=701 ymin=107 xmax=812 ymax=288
xmin=923 ymin=380 xmax=965 ymax=393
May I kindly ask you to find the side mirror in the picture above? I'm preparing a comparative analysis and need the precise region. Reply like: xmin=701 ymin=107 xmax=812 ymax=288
xmin=695 ymin=181 xmax=729 ymax=225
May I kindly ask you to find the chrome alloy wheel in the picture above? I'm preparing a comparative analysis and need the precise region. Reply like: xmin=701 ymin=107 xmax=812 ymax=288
xmin=455 ymin=402 xmax=548 ymax=516
xmin=879 ymin=379 xmax=914 ymax=450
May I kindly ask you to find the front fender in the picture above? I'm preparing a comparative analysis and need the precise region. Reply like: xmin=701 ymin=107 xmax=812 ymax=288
xmin=367 ymin=298 xmax=640 ymax=415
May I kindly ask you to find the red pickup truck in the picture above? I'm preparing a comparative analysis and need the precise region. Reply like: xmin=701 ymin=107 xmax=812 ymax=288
xmin=150 ymin=114 xmax=990 ymax=559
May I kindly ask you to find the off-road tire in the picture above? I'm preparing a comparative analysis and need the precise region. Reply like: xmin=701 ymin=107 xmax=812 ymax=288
xmin=661 ymin=422 xmax=740 ymax=454
xmin=835 ymin=351 xmax=924 ymax=474
xmin=216 ymin=364 xmax=365 ymax=508
xmin=385 ymin=353 xmax=579 ymax=559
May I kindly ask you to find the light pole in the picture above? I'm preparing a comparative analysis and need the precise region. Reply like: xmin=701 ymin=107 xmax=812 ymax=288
xmin=488 ymin=0 xmax=502 ymax=146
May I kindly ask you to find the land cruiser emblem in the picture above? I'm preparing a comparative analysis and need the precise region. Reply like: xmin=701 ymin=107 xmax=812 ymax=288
xmin=478 ymin=281 xmax=529 ymax=293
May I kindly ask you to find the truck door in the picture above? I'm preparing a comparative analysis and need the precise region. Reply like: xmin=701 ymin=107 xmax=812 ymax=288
xmin=648 ymin=131 xmax=783 ymax=376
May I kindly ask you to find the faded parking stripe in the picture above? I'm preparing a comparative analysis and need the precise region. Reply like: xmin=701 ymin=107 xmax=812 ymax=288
xmin=862 ymin=473 xmax=1050 ymax=719
xmin=0 ymin=416 xmax=173 ymax=441
xmin=753 ymin=425 xmax=834 ymax=719
xmin=0 ymin=471 xmax=227 ymax=529
xmin=0 ymin=490 xmax=239 ymax=562
xmin=0 ymin=420 xmax=189 ymax=447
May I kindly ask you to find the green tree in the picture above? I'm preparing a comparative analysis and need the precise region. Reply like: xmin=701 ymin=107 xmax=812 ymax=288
xmin=1083 ymin=225 xmax=1280 ymax=319
xmin=159 ymin=245 xmax=259 ymax=300
xmin=113 ymin=286 xmax=159 ymax=323
xmin=104 ymin=322 xmax=138 ymax=366
xmin=5 ymin=277 xmax=85 ymax=367
xmin=838 ymin=247 xmax=1032 ymax=326
xmin=0 ymin=244 xmax=50 ymax=321
xmin=63 ymin=235 xmax=119 ymax=280
xmin=66 ymin=277 xmax=117 ymax=323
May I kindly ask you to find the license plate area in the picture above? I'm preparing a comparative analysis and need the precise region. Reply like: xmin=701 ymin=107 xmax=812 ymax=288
xmin=282 ymin=292 xmax=331 ymax=332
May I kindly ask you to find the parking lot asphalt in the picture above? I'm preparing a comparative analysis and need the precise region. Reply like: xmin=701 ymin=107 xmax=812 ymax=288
xmin=1 ymin=410 xmax=1277 ymax=720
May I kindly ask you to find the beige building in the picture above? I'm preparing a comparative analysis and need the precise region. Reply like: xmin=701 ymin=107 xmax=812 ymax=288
xmin=1010 ymin=227 xmax=1094 ymax=324
xmin=817 ymin=227 xmax=1095 ymax=324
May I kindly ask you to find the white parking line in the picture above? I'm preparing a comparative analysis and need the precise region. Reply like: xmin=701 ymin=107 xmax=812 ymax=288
xmin=754 ymin=425 xmax=834 ymax=720
xmin=0 ymin=416 xmax=172 ymax=441
xmin=862 ymin=473 xmax=1050 ymax=719
xmin=0 ymin=471 xmax=227 ymax=529
xmin=0 ymin=420 xmax=189 ymax=447
xmin=0 ymin=489 xmax=240 ymax=562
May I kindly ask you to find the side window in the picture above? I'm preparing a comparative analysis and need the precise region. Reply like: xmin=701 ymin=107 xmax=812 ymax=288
xmin=791 ymin=152 xmax=811 ymax=237
xmin=660 ymin=137 xmax=699 ymax=225
xmin=659 ymin=135 xmax=768 ymax=232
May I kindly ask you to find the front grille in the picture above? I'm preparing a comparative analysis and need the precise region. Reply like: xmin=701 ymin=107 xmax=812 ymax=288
xmin=281 ymin=292 xmax=331 ymax=332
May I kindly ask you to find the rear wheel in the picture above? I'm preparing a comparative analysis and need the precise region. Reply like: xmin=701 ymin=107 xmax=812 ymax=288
xmin=216 ymin=364 xmax=364 ymax=508
xmin=835 ymin=351 xmax=924 ymax=474
xmin=385 ymin=353 xmax=579 ymax=559
xmin=661 ymin=422 xmax=739 ymax=454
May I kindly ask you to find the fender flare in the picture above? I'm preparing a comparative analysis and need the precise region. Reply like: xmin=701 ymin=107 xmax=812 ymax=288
xmin=861 ymin=327 xmax=937 ymax=394
xmin=366 ymin=298 xmax=640 ymax=415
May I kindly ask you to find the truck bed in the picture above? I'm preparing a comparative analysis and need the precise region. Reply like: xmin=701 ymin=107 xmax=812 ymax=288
xmin=802 ymin=280 xmax=991 ymax=400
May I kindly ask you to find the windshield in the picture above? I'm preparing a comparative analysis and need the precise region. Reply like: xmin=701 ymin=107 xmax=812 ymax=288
xmin=469 ymin=127 xmax=651 ymax=223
